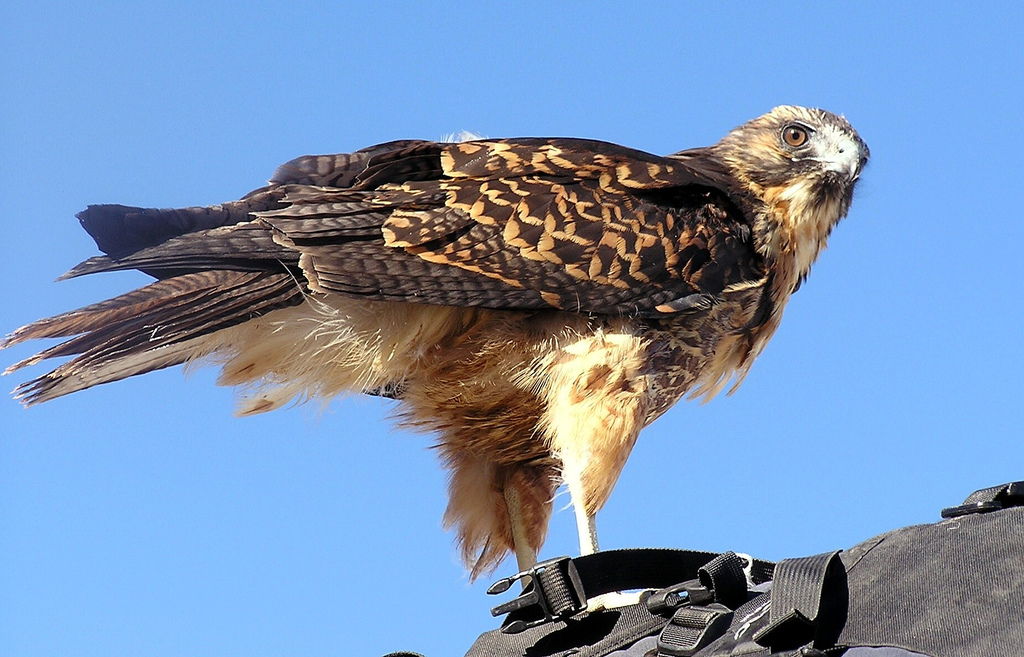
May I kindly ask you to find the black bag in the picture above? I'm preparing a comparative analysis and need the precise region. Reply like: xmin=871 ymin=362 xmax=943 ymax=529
xmin=457 ymin=482 xmax=1024 ymax=657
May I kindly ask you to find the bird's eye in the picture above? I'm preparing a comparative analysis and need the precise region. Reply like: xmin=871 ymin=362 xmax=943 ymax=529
xmin=782 ymin=125 xmax=809 ymax=148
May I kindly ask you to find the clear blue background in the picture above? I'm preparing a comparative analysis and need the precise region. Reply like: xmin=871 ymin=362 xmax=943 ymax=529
xmin=2 ymin=3 xmax=1022 ymax=656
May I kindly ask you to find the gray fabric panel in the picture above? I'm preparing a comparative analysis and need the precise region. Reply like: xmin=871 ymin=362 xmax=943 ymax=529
xmin=840 ymin=507 xmax=1024 ymax=655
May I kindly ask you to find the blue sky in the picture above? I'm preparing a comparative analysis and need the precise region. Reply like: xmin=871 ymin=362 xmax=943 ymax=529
xmin=2 ymin=3 xmax=1023 ymax=656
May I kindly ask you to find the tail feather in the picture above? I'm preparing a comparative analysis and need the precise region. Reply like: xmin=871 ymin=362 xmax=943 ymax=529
xmin=5 ymin=275 xmax=223 ymax=350
xmin=10 ymin=272 xmax=294 ymax=368
xmin=6 ymin=270 xmax=304 ymax=405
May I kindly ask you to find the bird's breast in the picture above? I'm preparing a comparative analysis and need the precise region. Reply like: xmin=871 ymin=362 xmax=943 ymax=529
xmin=639 ymin=276 xmax=776 ymax=418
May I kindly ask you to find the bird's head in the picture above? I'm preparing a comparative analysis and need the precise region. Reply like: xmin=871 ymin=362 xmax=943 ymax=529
xmin=713 ymin=105 xmax=869 ymax=217
xmin=711 ymin=105 xmax=869 ymax=278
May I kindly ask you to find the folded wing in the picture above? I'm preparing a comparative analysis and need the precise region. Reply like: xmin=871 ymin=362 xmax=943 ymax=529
xmin=5 ymin=137 xmax=765 ymax=403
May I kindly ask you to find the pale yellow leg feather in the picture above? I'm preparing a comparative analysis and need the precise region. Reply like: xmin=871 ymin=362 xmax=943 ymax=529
xmin=540 ymin=330 xmax=652 ymax=558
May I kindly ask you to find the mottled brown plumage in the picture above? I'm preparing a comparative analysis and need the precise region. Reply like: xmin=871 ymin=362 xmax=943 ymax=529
xmin=3 ymin=106 xmax=867 ymax=577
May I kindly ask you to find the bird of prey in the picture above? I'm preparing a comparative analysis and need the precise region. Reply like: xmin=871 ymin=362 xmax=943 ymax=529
xmin=4 ymin=106 xmax=867 ymax=578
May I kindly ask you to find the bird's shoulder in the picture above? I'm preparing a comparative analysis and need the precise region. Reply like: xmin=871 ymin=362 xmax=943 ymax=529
xmin=268 ymin=137 xmax=733 ymax=193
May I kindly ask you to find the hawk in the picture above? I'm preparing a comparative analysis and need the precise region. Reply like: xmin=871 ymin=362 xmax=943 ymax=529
xmin=4 ymin=106 xmax=868 ymax=578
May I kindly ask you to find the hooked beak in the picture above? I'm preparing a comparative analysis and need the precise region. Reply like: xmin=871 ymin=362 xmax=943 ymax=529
xmin=822 ymin=136 xmax=869 ymax=183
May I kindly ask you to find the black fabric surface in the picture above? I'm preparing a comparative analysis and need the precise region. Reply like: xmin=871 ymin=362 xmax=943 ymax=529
xmin=838 ymin=506 xmax=1024 ymax=655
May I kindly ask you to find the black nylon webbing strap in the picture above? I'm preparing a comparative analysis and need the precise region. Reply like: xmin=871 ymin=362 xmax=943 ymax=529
xmin=489 ymin=557 xmax=588 ymax=633
xmin=571 ymin=549 xmax=775 ymax=597
xmin=573 ymin=549 xmax=720 ymax=595
xmin=753 ymin=550 xmax=847 ymax=650
xmin=657 ymin=605 xmax=734 ymax=657
xmin=537 ymin=562 xmax=581 ymax=617
xmin=490 ymin=549 xmax=776 ymax=634
xmin=748 ymin=558 xmax=775 ymax=585
xmin=697 ymin=552 xmax=748 ymax=609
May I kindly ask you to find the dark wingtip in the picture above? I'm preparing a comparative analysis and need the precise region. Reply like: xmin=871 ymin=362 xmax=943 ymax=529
xmin=76 ymin=200 xmax=275 ymax=261
xmin=76 ymin=204 xmax=152 ymax=259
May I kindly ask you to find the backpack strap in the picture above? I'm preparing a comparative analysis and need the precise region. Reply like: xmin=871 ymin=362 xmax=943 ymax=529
xmin=657 ymin=604 xmax=735 ymax=656
xmin=489 ymin=549 xmax=774 ymax=635
xmin=752 ymin=550 xmax=847 ymax=652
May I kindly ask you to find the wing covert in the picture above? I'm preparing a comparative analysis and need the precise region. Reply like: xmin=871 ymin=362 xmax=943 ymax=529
xmin=61 ymin=138 xmax=765 ymax=319
xmin=260 ymin=139 xmax=764 ymax=317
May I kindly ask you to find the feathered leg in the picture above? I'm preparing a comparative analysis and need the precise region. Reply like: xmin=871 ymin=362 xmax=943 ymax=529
xmin=540 ymin=330 xmax=652 ymax=559
xmin=437 ymin=449 xmax=556 ymax=579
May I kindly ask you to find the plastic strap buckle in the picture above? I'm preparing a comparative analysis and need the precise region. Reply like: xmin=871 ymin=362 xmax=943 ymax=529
xmin=645 ymin=579 xmax=713 ymax=614
xmin=487 ymin=556 xmax=587 ymax=634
